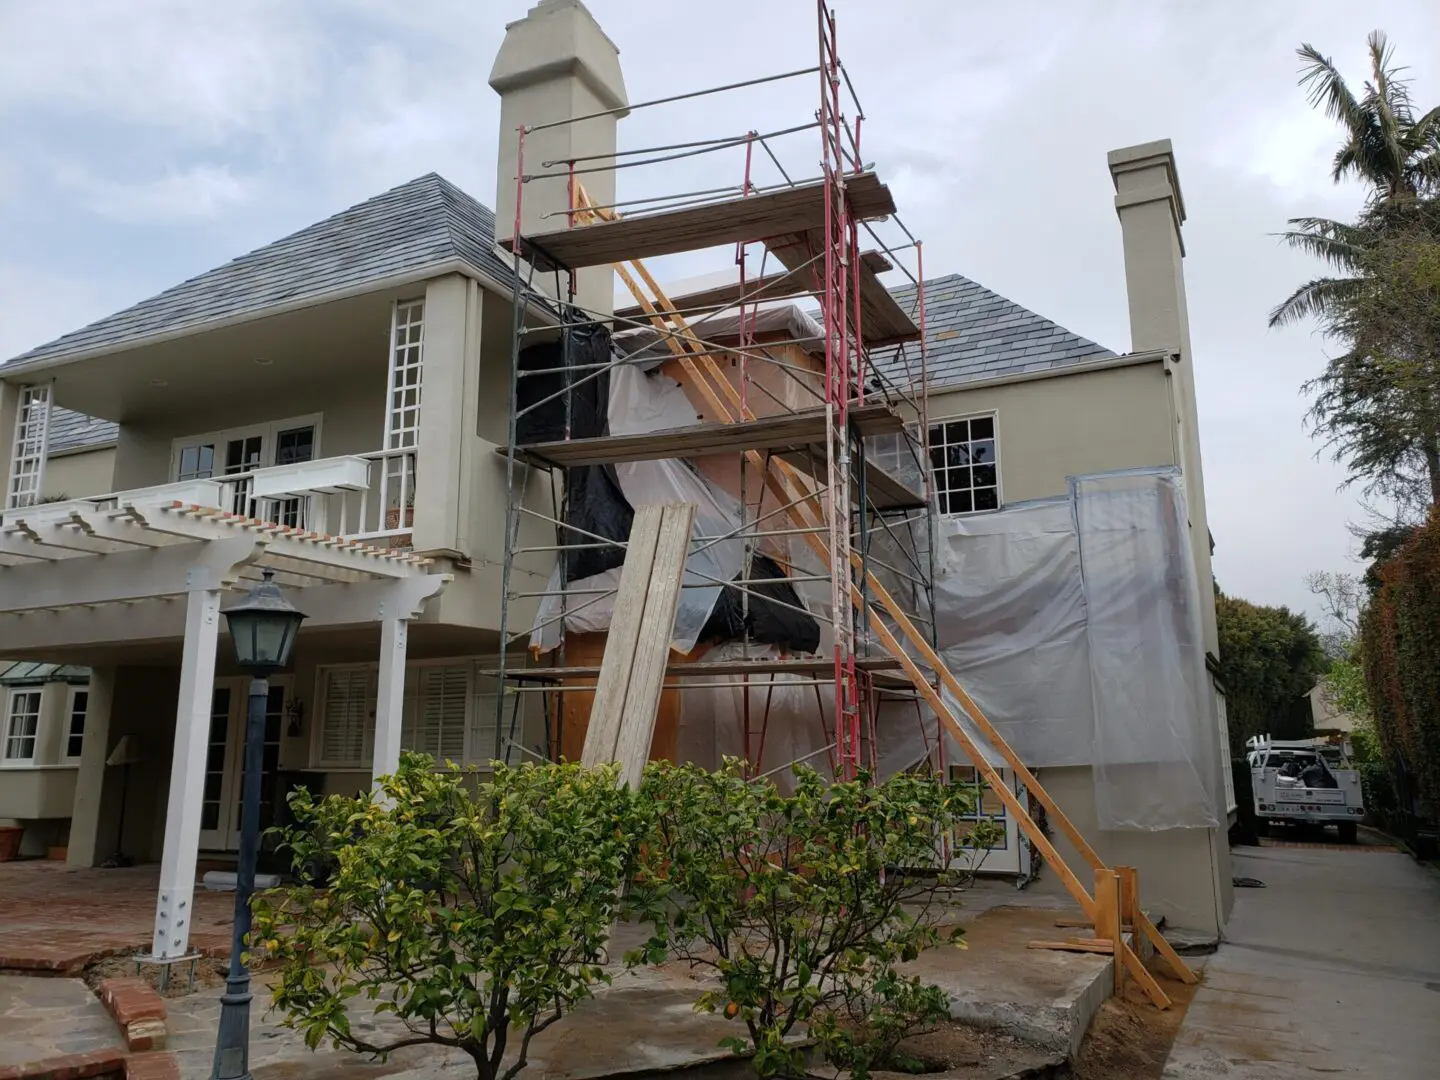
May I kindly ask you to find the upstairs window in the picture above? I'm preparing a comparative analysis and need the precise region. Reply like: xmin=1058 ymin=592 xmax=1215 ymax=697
xmin=929 ymin=415 xmax=1000 ymax=515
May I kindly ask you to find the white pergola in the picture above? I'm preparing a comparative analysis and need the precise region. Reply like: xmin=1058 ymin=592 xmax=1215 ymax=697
xmin=0 ymin=485 xmax=450 ymax=960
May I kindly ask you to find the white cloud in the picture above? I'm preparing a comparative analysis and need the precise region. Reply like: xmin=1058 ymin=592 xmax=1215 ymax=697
xmin=54 ymin=163 xmax=258 ymax=223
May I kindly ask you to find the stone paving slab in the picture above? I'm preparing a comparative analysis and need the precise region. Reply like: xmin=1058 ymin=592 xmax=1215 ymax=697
xmin=0 ymin=975 xmax=124 ymax=1068
xmin=0 ymin=863 xmax=234 ymax=974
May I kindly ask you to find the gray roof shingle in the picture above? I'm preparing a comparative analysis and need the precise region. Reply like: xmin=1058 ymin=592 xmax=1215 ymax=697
xmin=47 ymin=407 xmax=117 ymax=453
xmin=870 ymin=273 xmax=1115 ymax=390
xmin=5 ymin=173 xmax=518 ymax=370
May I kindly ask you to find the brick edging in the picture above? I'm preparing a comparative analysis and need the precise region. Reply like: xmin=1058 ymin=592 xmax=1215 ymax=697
xmin=96 ymin=979 xmax=167 ymax=1053
xmin=0 ymin=1048 xmax=126 ymax=1080
xmin=123 ymin=1053 xmax=179 ymax=1080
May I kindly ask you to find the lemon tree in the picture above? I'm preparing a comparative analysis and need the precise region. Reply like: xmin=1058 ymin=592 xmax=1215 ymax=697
xmin=626 ymin=761 xmax=978 ymax=1078
xmin=252 ymin=754 xmax=641 ymax=1080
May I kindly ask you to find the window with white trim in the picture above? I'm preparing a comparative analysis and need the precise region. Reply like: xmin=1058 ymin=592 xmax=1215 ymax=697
xmin=928 ymin=415 xmax=999 ymax=514
xmin=1215 ymin=686 xmax=1236 ymax=813
xmin=384 ymin=300 xmax=425 ymax=450
xmin=65 ymin=689 xmax=88 ymax=762
xmin=4 ymin=689 xmax=42 ymax=764
xmin=314 ymin=659 xmax=503 ymax=769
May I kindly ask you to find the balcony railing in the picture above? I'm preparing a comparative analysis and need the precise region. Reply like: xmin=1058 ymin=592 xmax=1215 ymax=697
xmin=5 ymin=448 xmax=418 ymax=547
xmin=224 ymin=448 xmax=417 ymax=543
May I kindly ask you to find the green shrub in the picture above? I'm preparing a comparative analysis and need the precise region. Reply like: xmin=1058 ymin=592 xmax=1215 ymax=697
xmin=251 ymin=754 xmax=641 ymax=1080
xmin=626 ymin=760 xmax=975 ymax=1079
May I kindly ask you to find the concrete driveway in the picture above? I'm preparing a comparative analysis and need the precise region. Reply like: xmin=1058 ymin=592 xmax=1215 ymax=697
xmin=1163 ymin=840 xmax=1440 ymax=1079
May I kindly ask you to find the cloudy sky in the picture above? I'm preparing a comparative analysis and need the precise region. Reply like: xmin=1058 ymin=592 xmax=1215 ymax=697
xmin=2 ymin=0 xmax=1437 ymax=623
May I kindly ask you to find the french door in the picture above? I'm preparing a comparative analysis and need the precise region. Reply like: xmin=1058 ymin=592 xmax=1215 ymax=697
xmin=946 ymin=765 xmax=1030 ymax=878
xmin=173 ymin=418 xmax=318 ymax=523
xmin=199 ymin=678 xmax=288 ymax=851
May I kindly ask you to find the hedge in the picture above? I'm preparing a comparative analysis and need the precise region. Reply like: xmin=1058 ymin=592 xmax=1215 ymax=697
xmin=1360 ymin=506 xmax=1440 ymax=826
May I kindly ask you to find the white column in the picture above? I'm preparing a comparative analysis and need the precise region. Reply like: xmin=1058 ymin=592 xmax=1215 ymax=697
xmin=152 ymin=588 xmax=222 ymax=960
xmin=372 ymin=617 xmax=408 ymax=789
xmin=67 ymin=667 xmax=115 ymax=867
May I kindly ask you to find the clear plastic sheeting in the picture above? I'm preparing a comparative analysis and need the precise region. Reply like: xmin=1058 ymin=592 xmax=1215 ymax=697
xmin=1073 ymin=469 xmax=1219 ymax=830
xmin=930 ymin=499 xmax=1092 ymax=768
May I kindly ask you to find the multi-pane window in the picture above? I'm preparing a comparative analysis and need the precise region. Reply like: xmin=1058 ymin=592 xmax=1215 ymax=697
xmin=3 ymin=690 xmax=42 ymax=763
xmin=928 ymin=415 xmax=999 ymax=515
xmin=385 ymin=300 xmax=425 ymax=451
xmin=66 ymin=690 xmax=88 ymax=761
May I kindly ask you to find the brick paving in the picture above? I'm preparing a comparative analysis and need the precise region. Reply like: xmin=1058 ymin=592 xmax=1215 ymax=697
xmin=0 ymin=863 xmax=235 ymax=975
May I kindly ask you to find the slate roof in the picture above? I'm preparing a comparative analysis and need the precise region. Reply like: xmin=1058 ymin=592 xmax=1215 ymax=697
xmin=870 ymin=273 xmax=1115 ymax=391
xmin=47 ymin=407 xmax=117 ymax=453
xmin=5 ymin=173 xmax=518 ymax=370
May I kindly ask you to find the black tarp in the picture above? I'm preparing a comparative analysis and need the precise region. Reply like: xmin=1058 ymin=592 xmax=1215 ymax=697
xmin=516 ymin=322 xmax=633 ymax=583
xmin=698 ymin=554 xmax=821 ymax=653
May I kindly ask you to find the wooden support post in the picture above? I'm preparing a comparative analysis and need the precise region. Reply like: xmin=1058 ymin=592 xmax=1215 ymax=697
xmin=1095 ymin=867 xmax=1123 ymax=992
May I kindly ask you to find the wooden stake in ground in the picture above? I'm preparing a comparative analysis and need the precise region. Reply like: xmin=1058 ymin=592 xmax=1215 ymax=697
xmin=581 ymin=503 xmax=696 ymax=788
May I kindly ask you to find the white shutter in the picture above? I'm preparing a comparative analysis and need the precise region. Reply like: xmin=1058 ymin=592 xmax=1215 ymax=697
xmin=419 ymin=666 xmax=469 ymax=763
xmin=319 ymin=667 xmax=375 ymax=767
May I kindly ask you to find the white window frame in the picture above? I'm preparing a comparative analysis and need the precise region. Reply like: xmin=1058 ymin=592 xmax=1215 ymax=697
xmin=63 ymin=686 xmax=89 ymax=764
xmin=3 ymin=688 xmax=43 ymax=766
xmin=169 ymin=413 xmax=325 ymax=485
xmin=928 ymin=410 xmax=1002 ymax=516
xmin=310 ymin=656 xmax=502 ymax=771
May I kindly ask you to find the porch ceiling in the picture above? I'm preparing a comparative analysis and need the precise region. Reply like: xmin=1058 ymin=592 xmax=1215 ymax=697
xmin=30 ymin=288 xmax=410 ymax=423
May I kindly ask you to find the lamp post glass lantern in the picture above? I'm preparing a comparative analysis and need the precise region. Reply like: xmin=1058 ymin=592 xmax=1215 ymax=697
xmin=212 ymin=570 xmax=305 ymax=1080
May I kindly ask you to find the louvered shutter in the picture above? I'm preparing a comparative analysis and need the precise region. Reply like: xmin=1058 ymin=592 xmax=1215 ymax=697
xmin=471 ymin=668 xmax=501 ymax=766
xmin=319 ymin=667 xmax=374 ymax=767
xmin=418 ymin=666 xmax=469 ymax=763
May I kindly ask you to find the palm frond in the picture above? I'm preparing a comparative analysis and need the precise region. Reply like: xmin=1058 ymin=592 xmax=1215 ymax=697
xmin=1268 ymin=276 xmax=1366 ymax=328
xmin=1298 ymin=43 xmax=1364 ymax=130
xmin=1274 ymin=217 xmax=1371 ymax=271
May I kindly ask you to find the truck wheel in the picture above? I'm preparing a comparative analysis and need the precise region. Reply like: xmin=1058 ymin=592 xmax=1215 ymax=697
xmin=1337 ymin=821 xmax=1358 ymax=845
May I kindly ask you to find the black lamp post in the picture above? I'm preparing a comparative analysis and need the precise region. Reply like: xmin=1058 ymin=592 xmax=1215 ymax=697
xmin=213 ymin=569 xmax=305 ymax=1080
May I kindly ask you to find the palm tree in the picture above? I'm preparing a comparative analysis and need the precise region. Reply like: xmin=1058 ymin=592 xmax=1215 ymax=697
xmin=1269 ymin=31 xmax=1440 ymax=328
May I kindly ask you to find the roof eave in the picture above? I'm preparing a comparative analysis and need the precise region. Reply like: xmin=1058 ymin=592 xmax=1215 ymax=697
xmin=923 ymin=348 xmax=1172 ymax=394
xmin=1 ymin=255 xmax=526 ymax=379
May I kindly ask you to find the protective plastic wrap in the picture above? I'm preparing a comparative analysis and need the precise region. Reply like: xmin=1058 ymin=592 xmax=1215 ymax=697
xmin=930 ymin=499 xmax=1093 ymax=768
xmin=1074 ymin=470 xmax=1219 ymax=831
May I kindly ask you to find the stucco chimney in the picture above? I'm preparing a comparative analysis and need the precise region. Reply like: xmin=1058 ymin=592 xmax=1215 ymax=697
xmin=490 ymin=0 xmax=628 ymax=318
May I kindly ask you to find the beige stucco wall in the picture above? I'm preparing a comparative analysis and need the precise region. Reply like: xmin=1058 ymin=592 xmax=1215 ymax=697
xmin=923 ymin=359 xmax=1177 ymax=502
xmin=111 ymin=372 xmax=387 ymax=493
xmin=43 ymin=447 xmax=116 ymax=500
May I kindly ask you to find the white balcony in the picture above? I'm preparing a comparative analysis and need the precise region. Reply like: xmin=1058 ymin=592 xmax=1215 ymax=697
xmin=3 ymin=448 xmax=418 ymax=546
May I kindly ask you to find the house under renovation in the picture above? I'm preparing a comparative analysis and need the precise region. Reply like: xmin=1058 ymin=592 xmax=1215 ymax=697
xmin=0 ymin=0 xmax=1231 ymax=976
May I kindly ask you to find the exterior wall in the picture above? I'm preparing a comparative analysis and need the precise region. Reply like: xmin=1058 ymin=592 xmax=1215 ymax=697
xmin=1040 ymin=766 xmax=1226 ymax=933
xmin=42 ymin=447 xmax=116 ymax=500
xmin=111 ymin=371 xmax=385 ymax=493
xmin=923 ymin=360 xmax=1176 ymax=502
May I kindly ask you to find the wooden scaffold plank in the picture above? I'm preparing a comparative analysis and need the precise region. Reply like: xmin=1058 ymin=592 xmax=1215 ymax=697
xmin=581 ymin=503 xmax=696 ymax=787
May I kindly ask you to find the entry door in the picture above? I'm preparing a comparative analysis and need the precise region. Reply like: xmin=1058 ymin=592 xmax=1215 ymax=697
xmin=946 ymin=765 xmax=1029 ymax=877
xmin=198 ymin=679 xmax=288 ymax=851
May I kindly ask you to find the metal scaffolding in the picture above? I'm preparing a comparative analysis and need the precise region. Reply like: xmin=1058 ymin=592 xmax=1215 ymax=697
xmin=491 ymin=0 xmax=937 ymax=782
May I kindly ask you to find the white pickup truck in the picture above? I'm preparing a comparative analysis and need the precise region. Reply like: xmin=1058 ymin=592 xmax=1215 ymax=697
xmin=1245 ymin=735 xmax=1365 ymax=843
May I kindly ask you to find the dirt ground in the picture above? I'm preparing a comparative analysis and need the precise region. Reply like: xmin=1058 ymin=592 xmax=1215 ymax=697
xmin=1070 ymin=972 xmax=1200 ymax=1080
xmin=84 ymin=952 xmax=232 ymax=998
